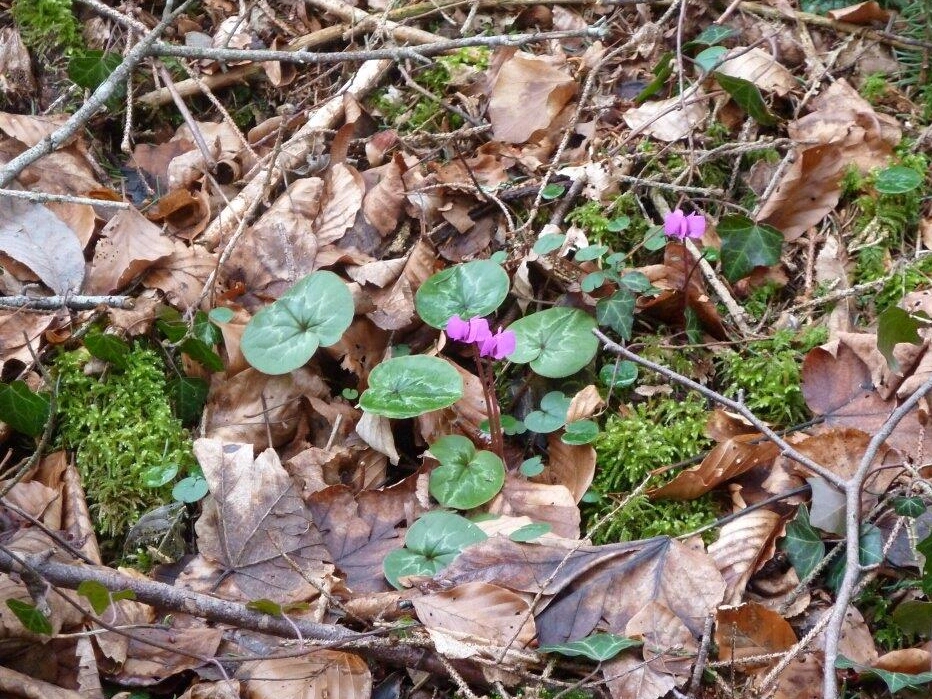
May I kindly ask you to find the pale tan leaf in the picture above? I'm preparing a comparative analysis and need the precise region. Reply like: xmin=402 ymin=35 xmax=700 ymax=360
xmin=315 ymin=163 xmax=364 ymax=245
xmin=363 ymin=157 xmax=405 ymax=236
xmin=489 ymin=52 xmax=577 ymax=144
xmin=87 ymin=207 xmax=174 ymax=294
xmin=565 ymin=384 xmax=604 ymax=422
xmin=142 ymin=240 xmax=217 ymax=310
xmin=0 ymin=28 xmax=36 ymax=100
xmin=355 ymin=411 xmax=400 ymax=465
xmin=413 ymin=582 xmax=536 ymax=650
xmin=46 ymin=201 xmax=95 ymax=247
xmin=622 ymin=92 xmax=709 ymax=142
xmin=604 ymin=652 xmax=675 ymax=699
xmin=539 ymin=435 xmax=595 ymax=504
xmin=0 ymin=310 xmax=60 ymax=372
xmin=115 ymin=624 xmax=224 ymax=684
xmin=189 ymin=439 xmax=331 ymax=603
xmin=488 ymin=476 xmax=580 ymax=538
xmin=708 ymin=508 xmax=782 ymax=605
xmin=626 ymin=601 xmax=697 ymax=678
xmin=827 ymin=1 xmax=889 ymax=23
xmin=239 ymin=651 xmax=371 ymax=699
xmin=0 ymin=197 xmax=85 ymax=294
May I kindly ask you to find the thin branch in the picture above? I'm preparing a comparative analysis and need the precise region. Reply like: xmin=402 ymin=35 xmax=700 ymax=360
xmin=0 ymin=189 xmax=130 ymax=209
xmin=0 ymin=296 xmax=134 ymax=310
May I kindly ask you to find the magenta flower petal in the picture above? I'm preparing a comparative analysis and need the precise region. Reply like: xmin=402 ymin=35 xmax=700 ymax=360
xmin=446 ymin=314 xmax=469 ymax=341
xmin=465 ymin=317 xmax=492 ymax=343
xmin=493 ymin=330 xmax=516 ymax=359
xmin=686 ymin=212 xmax=706 ymax=239
xmin=663 ymin=209 xmax=687 ymax=239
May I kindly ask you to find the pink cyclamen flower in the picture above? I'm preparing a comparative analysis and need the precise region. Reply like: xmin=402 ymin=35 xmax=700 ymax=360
xmin=479 ymin=328 xmax=516 ymax=360
xmin=663 ymin=208 xmax=706 ymax=240
xmin=446 ymin=315 xmax=492 ymax=344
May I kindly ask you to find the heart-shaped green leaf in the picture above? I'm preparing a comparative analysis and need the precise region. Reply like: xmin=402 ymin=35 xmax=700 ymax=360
xmin=600 ymin=361 xmax=638 ymax=388
xmin=877 ymin=306 xmax=923 ymax=371
xmin=874 ymin=165 xmax=923 ymax=195
xmin=524 ymin=391 xmax=570 ymax=433
xmin=383 ymin=511 xmax=487 ymax=589
xmin=717 ymin=215 xmax=783 ymax=282
xmin=510 ymin=523 xmax=551 ymax=542
xmin=360 ymin=355 xmax=463 ymax=419
xmin=538 ymin=633 xmax=642 ymax=661
xmin=562 ymin=420 xmax=599 ymax=445
xmin=6 ymin=599 xmax=52 ymax=635
xmin=242 ymin=271 xmax=354 ymax=375
xmin=415 ymin=259 xmax=510 ymax=329
xmin=508 ymin=308 xmax=598 ymax=378
xmin=779 ymin=505 xmax=824 ymax=582
xmin=428 ymin=435 xmax=505 ymax=509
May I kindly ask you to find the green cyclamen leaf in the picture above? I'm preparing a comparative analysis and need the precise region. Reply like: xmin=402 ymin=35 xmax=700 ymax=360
xmin=5 ymin=599 xmax=52 ymax=635
xmin=877 ymin=307 xmax=923 ymax=372
xmin=713 ymin=72 xmax=778 ymax=126
xmin=508 ymin=307 xmax=598 ymax=378
xmin=510 ymin=523 xmax=551 ymax=542
xmin=539 ymin=633 xmax=642 ymax=661
xmin=874 ymin=165 xmax=923 ymax=194
xmin=717 ymin=215 xmax=783 ymax=282
xmin=0 ymin=381 xmax=51 ymax=437
xmin=241 ymin=271 xmax=354 ymax=375
xmin=599 ymin=361 xmax=638 ymax=388
xmin=524 ymin=391 xmax=570 ymax=434
xmin=562 ymin=420 xmax=599 ymax=445
xmin=533 ymin=234 xmax=567 ymax=255
xmin=415 ymin=259 xmax=510 ymax=329
xmin=836 ymin=656 xmax=932 ymax=694
xmin=428 ymin=435 xmax=505 ymax=509
xmin=384 ymin=511 xmax=486 ymax=589
xmin=360 ymin=355 xmax=463 ymax=419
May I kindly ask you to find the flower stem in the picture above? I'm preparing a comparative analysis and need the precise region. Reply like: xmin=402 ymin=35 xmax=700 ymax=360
xmin=472 ymin=345 xmax=504 ymax=460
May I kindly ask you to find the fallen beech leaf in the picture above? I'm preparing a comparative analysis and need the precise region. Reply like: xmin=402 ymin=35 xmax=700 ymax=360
xmin=413 ymin=581 xmax=536 ymax=650
xmin=87 ymin=207 xmax=174 ymax=295
xmin=142 ymin=240 xmax=217 ymax=310
xmin=0 ymin=197 xmax=85 ymax=294
xmin=708 ymin=508 xmax=783 ymax=605
xmin=489 ymin=476 xmax=580 ymax=539
xmin=238 ymin=651 xmax=371 ymax=699
xmin=827 ymin=1 xmax=889 ymax=23
xmin=716 ymin=47 xmax=796 ymax=96
xmin=716 ymin=602 xmax=796 ymax=663
xmin=489 ymin=51 xmax=577 ymax=144
xmin=622 ymin=91 xmax=709 ymax=142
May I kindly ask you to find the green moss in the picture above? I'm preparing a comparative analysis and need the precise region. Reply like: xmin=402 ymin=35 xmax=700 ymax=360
xmin=12 ymin=0 xmax=82 ymax=55
xmin=53 ymin=345 xmax=195 ymax=541
xmin=859 ymin=72 xmax=890 ymax=105
xmin=715 ymin=328 xmax=826 ymax=427
xmin=585 ymin=395 xmax=717 ymax=544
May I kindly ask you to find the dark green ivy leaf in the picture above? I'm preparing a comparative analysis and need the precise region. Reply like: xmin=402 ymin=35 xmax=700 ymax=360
xmin=0 ymin=382 xmax=51 ymax=437
xmin=877 ymin=307 xmax=923 ymax=372
xmin=712 ymin=72 xmax=778 ymax=125
xmin=717 ymin=215 xmax=783 ymax=282
xmin=5 ymin=599 xmax=52 ymax=634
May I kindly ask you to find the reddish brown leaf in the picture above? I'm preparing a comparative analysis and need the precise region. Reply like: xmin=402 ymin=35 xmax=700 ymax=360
xmin=716 ymin=602 xmax=797 ymax=663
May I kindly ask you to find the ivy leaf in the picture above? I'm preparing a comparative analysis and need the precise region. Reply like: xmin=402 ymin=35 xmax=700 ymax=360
xmin=826 ymin=524 xmax=883 ymax=591
xmin=0 ymin=382 xmax=51 ymax=437
xmin=596 ymin=289 xmax=636 ymax=340
xmin=686 ymin=24 xmax=736 ymax=48
xmin=893 ymin=496 xmax=926 ymax=518
xmin=877 ymin=307 xmax=923 ymax=372
xmin=713 ymin=72 xmax=778 ymax=125
xmin=541 ymin=183 xmax=566 ymax=200
xmin=77 ymin=580 xmax=136 ymax=615
xmin=167 ymin=376 xmax=209 ymax=426
xmin=836 ymin=656 xmax=932 ymax=694
xmin=780 ymin=505 xmax=824 ymax=582
xmin=717 ymin=215 xmax=783 ymax=282
xmin=917 ymin=532 xmax=932 ymax=596
xmin=84 ymin=330 xmax=130 ymax=369
xmin=539 ymin=633 xmax=642 ymax=661
xmin=635 ymin=52 xmax=673 ymax=104
xmin=5 ymin=599 xmax=52 ymax=635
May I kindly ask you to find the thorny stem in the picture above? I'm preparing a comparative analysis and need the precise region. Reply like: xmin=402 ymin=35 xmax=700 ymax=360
xmin=473 ymin=345 xmax=505 ymax=460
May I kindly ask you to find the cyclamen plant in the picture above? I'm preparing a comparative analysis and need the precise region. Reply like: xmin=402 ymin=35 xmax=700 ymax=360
xmin=445 ymin=314 xmax=516 ymax=459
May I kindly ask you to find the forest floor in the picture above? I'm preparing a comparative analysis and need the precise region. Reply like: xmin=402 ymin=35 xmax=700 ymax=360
xmin=2 ymin=0 xmax=932 ymax=698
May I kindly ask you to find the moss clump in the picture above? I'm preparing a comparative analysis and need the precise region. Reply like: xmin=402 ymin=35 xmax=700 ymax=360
xmin=12 ymin=0 xmax=82 ymax=55
xmin=715 ymin=328 xmax=826 ymax=428
xmin=585 ymin=394 xmax=717 ymax=544
xmin=54 ymin=345 xmax=195 ymax=540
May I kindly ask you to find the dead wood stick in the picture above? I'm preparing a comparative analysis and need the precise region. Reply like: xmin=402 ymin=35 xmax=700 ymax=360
xmin=0 ymin=295 xmax=135 ymax=310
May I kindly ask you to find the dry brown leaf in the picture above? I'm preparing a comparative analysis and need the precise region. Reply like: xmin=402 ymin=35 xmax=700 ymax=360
xmin=146 ymin=187 xmax=211 ymax=240
xmin=765 ymin=652 xmax=823 ymax=699
xmin=355 ymin=410 xmax=400 ymax=465
xmin=622 ymin=91 xmax=709 ymax=142
xmin=362 ymin=157 xmax=405 ymax=236
xmin=113 ymin=624 xmax=223 ymax=685
xmin=604 ymin=651 xmax=676 ymax=699
xmin=142 ymin=240 xmax=217 ymax=310
xmin=716 ymin=47 xmax=797 ymax=96
xmin=238 ymin=651 xmax=371 ymax=699
xmin=716 ymin=602 xmax=797 ymax=663
xmin=874 ymin=648 xmax=931 ymax=674
xmin=0 ymin=196 xmax=85 ymax=294
xmin=0 ymin=310 xmax=61 ymax=371
xmin=488 ymin=476 xmax=580 ymax=539
xmin=755 ymin=144 xmax=845 ymax=241
xmin=827 ymin=1 xmax=889 ymax=23
xmin=316 ymin=163 xmax=365 ymax=245
xmin=627 ymin=601 xmax=697 ymax=679
xmin=45 ymin=201 xmax=95 ymax=247
xmin=488 ymin=51 xmax=577 ymax=144
xmin=539 ymin=435 xmax=595 ymax=504
xmin=708 ymin=508 xmax=783 ymax=605
xmin=87 ymin=207 xmax=174 ymax=295
xmin=203 ymin=366 xmax=328 ymax=450
xmin=413 ymin=582 xmax=536 ymax=650
xmin=186 ymin=439 xmax=332 ymax=603
xmin=0 ymin=29 xmax=36 ymax=101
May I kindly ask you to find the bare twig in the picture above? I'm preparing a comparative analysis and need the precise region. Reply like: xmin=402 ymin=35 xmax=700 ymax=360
xmin=0 ymin=295 xmax=134 ymax=310
xmin=0 ymin=189 xmax=129 ymax=209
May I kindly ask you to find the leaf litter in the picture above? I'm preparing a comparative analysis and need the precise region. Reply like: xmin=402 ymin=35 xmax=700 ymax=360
xmin=1 ymin=0 xmax=932 ymax=698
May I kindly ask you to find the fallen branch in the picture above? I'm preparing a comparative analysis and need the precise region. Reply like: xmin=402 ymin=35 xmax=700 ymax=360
xmin=0 ymin=296 xmax=134 ymax=310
